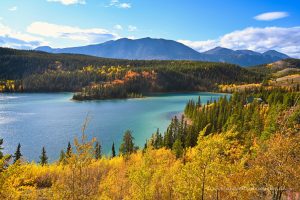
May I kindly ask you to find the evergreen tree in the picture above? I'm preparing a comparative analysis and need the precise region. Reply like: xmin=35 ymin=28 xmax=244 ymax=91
xmin=197 ymin=96 xmax=202 ymax=106
xmin=66 ymin=141 xmax=72 ymax=158
xmin=119 ymin=130 xmax=135 ymax=155
xmin=112 ymin=142 xmax=116 ymax=158
xmin=13 ymin=143 xmax=22 ymax=163
xmin=39 ymin=147 xmax=48 ymax=166
xmin=164 ymin=127 xmax=174 ymax=149
xmin=0 ymin=138 xmax=3 ymax=159
xmin=151 ymin=128 xmax=163 ymax=149
xmin=185 ymin=130 xmax=193 ymax=148
xmin=172 ymin=139 xmax=183 ymax=158
xmin=94 ymin=141 xmax=102 ymax=159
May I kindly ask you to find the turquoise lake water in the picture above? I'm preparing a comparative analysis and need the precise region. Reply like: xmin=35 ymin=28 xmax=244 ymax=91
xmin=0 ymin=92 xmax=225 ymax=161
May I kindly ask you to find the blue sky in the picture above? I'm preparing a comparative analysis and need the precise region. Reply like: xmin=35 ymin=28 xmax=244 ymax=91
xmin=0 ymin=0 xmax=300 ymax=57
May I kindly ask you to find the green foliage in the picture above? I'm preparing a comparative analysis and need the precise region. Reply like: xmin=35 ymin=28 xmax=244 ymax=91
xmin=0 ymin=138 xmax=3 ymax=159
xmin=151 ymin=88 xmax=300 ymax=152
xmin=73 ymin=63 xmax=260 ymax=100
xmin=66 ymin=142 xmax=72 ymax=158
xmin=39 ymin=147 xmax=48 ymax=166
xmin=13 ymin=143 xmax=22 ymax=164
xmin=111 ymin=142 xmax=116 ymax=158
xmin=0 ymin=47 xmax=262 ymax=100
xmin=119 ymin=130 xmax=136 ymax=156
xmin=172 ymin=139 xmax=183 ymax=158
xmin=94 ymin=141 xmax=102 ymax=159
xmin=248 ymin=58 xmax=300 ymax=78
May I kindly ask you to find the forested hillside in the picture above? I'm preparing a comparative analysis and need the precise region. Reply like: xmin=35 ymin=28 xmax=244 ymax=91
xmin=0 ymin=47 xmax=154 ymax=79
xmin=249 ymin=58 xmax=300 ymax=77
xmin=0 ymin=87 xmax=299 ymax=199
xmin=219 ymin=59 xmax=300 ymax=92
xmin=72 ymin=63 xmax=259 ymax=100
xmin=0 ymin=47 xmax=262 ymax=99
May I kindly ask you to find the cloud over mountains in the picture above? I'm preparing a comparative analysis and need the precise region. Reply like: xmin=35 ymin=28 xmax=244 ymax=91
xmin=178 ymin=26 xmax=300 ymax=58
xmin=0 ymin=18 xmax=299 ymax=58
xmin=27 ymin=22 xmax=119 ymax=44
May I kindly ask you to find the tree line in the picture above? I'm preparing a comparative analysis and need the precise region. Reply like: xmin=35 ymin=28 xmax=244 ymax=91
xmin=146 ymin=87 xmax=300 ymax=157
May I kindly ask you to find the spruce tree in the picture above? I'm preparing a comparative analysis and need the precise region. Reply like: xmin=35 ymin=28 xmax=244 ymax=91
xmin=112 ymin=142 xmax=116 ymax=158
xmin=164 ymin=127 xmax=173 ymax=149
xmin=153 ymin=128 xmax=162 ymax=149
xmin=172 ymin=139 xmax=183 ymax=158
xmin=94 ymin=141 xmax=102 ymax=159
xmin=39 ymin=147 xmax=48 ymax=166
xmin=13 ymin=143 xmax=22 ymax=163
xmin=66 ymin=141 xmax=72 ymax=158
xmin=0 ymin=138 xmax=3 ymax=159
xmin=119 ymin=130 xmax=135 ymax=155
xmin=197 ymin=96 xmax=202 ymax=106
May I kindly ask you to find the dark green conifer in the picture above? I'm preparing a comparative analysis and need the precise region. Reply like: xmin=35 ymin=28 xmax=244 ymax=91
xmin=39 ymin=147 xmax=48 ymax=166
xmin=94 ymin=141 xmax=102 ymax=159
xmin=0 ymin=138 xmax=3 ymax=159
xmin=66 ymin=141 xmax=72 ymax=158
xmin=112 ymin=142 xmax=116 ymax=158
xmin=13 ymin=143 xmax=22 ymax=163
xmin=119 ymin=130 xmax=135 ymax=155
xmin=172 ymin=139 xmax=183 ymax=158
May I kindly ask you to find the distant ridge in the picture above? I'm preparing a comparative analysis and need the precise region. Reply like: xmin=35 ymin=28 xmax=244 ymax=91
xmin=35 ymin=37 xmax=289 ymax=67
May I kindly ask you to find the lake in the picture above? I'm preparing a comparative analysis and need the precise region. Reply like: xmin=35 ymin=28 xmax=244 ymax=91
xmin=0 ymin=92 xmax=225 ymax=161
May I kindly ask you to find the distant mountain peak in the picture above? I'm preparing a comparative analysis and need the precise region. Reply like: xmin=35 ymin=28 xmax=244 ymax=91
xmin=35 ymin=46 xmax=53 ymax=52
xmin=34 ymin=37 xmax=290 ymax=67
xmin=203 ymin=46 xmax=235 ymax=55
xmin=263 ymin=50 xmax=289 ymax=59
xmin=235 ymin=50 xmax=261 ymax=56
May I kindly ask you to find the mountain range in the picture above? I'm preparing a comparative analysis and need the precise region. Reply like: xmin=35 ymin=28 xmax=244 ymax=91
xmin=35 ymin=37 xmax=289 ymax=67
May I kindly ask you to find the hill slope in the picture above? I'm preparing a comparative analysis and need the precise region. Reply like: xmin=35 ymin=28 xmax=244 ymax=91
xmin=36 ymin=38 xmax=204 ymax=61
xmin=0 ymin=47 xmax=261 ymax=95
xmin=249 ymin=58 xmax=300 ymax=77
xmin=202 ymin=47 xmax=289 ymax=67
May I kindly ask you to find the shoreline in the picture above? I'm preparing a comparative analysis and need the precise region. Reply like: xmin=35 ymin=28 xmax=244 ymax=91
xmin=72 ymin=90 xmax=230 ymax=101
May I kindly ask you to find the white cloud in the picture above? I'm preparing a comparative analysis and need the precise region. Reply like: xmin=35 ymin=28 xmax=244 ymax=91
xmin=114 ymin=24 xmax=123 ymax=30
xmin=127 ymin=36 xmax=136 ymax=39
xmin=8 ymin=6 xmax=17 ymax=11
xmin=178 ymin=26 xmax=300 ymax=58
xmin=128 ymin=25 xmax=137 ymax=32
xmin=177 ymin=39 xmax=218 ymax=52
xmin=27 ymin=21 xmax=118 ymax=44
xmin=47 ymin=0 xmax=86 ymax=5
xmin=109 ymin=0 xmax=131 ymax=9
xmin=254 ymin=12 xmax=288 ymax=21
xmin=0 ymin=22 xmax=47 ymax=49
xmin=119 ymin=3 xmax=131 ymax=8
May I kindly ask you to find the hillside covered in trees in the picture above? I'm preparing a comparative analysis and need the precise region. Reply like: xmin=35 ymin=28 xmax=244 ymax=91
xmin=249 ymin=58 xmax=300 ymax=78
xmin=0 ymin=87 xmax=299 ymax=199
xmin=218 ymin=58 xmax=300 ymax=92
xmin=0 ymin=47 xmax=262 ymax=99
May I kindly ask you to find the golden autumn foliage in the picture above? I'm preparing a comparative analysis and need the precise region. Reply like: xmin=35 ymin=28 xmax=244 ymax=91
xmin=1 ymin=122 xmax=299 ymax=199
